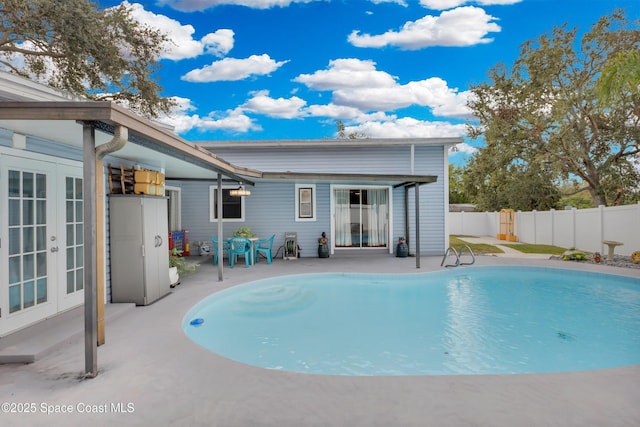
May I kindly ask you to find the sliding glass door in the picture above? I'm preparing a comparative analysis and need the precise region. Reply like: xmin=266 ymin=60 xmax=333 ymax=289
xmin=334 ymin=187 xmax=388 ymax=248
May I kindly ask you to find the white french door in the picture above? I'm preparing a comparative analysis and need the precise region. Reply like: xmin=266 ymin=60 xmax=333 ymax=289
xmin=333 ymin=186 xmax=390 ymax=249
xmin=0 ymin=153 xmax=83 ymax=336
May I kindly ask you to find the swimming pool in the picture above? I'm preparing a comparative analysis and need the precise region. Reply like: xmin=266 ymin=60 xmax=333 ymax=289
xmin=183 ymin=266 xmax=640 ymax=376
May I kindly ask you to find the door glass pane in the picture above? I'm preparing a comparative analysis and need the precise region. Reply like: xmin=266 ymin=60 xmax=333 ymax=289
xmin=36 ymin=226 xmax=46 ymax=251
xmin=23 ymin=254 xmax=34 ymax=281
xmin=37 ymin=252 xmax=47 ymax=277
xmin=66 ymin=177 xmax=74 ymax=199
xmin=37 ymin=279 xmax=47 ymax=304
xmin=9 ymin=199 xmax=20 ymax=226
xmin=66 ymin=201 xmax=74 ymax=222
xmin=36 ymin=173 xmax=46 ymax=198
xmin=23 ymin=199 xmax=34 ymax=225
xmin=23 ymin=281 xmax=35 ymax=309
xmin=76 ymin=248 xmax=83 ymax=268
xmin=67 ymin=224 xmax=74 ymax=245
xmin=76 ymin=224 xmax=83 ymax=244
xmin=9 ymin=285 xmax=21 ymax=313
xmin=76 ymin=270 xmax=83 ymax=291
xmin=9 ymin=228 xmax=20 ymax=255
xmin=9 ymin=256 xmax=21 ymax=284
xmin=75 ymin=179 xmax=82 ymax=199
xmin=23 ymin=227 xmax=34 ymax=252
xmin=36 ymin=200 xmax=46 ymax=224
xmin=22 ymin=172 xmax=33 ymax=197
xmin=67 ymin=247 xmax=74 ymax=270
xmin=67 ymin=271 xmax=75 ymax=294
xmin=8 ymin=170 xmax=20 ymax=197
xmin=75 ymin=201 xmax=83 ymax=222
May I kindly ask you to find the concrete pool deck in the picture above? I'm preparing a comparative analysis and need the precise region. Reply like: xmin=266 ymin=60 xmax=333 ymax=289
xmin=1 ymin=252 xmax=639 ymax=427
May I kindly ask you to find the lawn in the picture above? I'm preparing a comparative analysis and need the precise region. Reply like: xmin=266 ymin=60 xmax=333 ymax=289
xmin=450 ymin=235 xmax=503 ymax=254
xmin=451 ymin=235 xmax=568 ymax=255
xmin=501 ymin=243 xmax=567 ymax=255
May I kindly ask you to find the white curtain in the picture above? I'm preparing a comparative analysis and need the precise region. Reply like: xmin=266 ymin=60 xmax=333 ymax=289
xmin=335 ymin=189 xmax=352 ymax=247
xmin=367 ymin=189 xmax=388 ymax=247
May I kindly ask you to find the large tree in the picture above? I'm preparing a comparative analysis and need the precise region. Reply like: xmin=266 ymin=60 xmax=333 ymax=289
xmin=466 ymin=10 xmax=640 ymax=207
xmin=0 ymin=0 xmax=174 ymax=117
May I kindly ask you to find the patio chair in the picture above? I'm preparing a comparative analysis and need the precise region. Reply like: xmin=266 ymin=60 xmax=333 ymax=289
xmin=229 ymin=237 xmax=252 ymax=268
xmin=254 ymin=234 xmax=275 ymax=264
xmin=211 ymin=236 xmax=229 ymax=266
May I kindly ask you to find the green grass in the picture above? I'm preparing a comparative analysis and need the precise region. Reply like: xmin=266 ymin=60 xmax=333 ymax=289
xmin=450 ymin=235 xmax=503 ymax=254
xmin=500 ymin=243 xmax=567 ymax=255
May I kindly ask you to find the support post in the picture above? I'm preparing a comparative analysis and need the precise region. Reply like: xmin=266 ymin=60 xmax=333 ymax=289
xmin=217 ymin=173 xmax=223 ymax=281
xmin=96 ymin=159 xmax=105 ymax=346
xmin=82 ymin=123 xmax=98 ymax=378
xmin=415 ymin=183 xmax=420 ymax=269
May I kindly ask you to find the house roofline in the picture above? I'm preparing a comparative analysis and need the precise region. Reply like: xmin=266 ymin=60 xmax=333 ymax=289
xmin=195 ymin=137 xmax=462 ymax=149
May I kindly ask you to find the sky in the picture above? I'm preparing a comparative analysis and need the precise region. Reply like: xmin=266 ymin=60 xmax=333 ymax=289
xmin=97 ymin=0 xmax=639 ymax=165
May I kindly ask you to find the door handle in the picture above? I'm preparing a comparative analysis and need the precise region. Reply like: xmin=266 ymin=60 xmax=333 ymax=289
xmin=51 ymin=246 xmax=59 ymax=253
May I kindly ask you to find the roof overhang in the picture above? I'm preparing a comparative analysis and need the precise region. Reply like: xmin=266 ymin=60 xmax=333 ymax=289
xmin=260 ymin=171 xmax=437 ymax=187
xmin=0 ymin=101 xmax=260 ymax=183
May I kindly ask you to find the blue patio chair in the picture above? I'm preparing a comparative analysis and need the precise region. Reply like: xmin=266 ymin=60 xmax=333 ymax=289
xmin=229 ymin=237 xmax=252 ymax=268
xmin=254 ymin=234 xmax=275 ymax=264
xmin=211 ymin=236 xmax=229 ymax=266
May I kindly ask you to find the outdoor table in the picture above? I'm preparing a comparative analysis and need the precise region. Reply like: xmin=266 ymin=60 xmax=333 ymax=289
xmin=602 ymin=240 xmax=624 ymax=261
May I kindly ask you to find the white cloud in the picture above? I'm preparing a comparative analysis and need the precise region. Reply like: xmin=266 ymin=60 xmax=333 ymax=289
xmin=341 ymin=117 xmax=467 ymax=138
xmin=156 ymin=0 xmax=320 ymax=12
xmin=306 ymin=104 xmax=395 ymax=122
xmin=157 ymin=99 xmax=260 ymax=133
xmin=371 ymin=0 xmax=408 ymax=6
xmin=348 ymin=6 xmax=500 ymax=49
xmin=420 ymin=0 xmax=522 ymax=11
xmin=294 ymin=59 xmax=472 ymax=118
xmin=181 ymin=54 xmax=289 ymax=82
xmin=241 ymin=90 xmax=307 ymax=118
xmin=124 ymin=2 xmax=234 ymax=60
xmin=450 ymin=142 xmax=478 ymax=155
xmin=294 ymin=58 xmax=397 ymax=90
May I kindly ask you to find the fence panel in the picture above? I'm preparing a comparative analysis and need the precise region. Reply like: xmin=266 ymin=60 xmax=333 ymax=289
xmin=449 ymin=203 xmax=639 ymax=256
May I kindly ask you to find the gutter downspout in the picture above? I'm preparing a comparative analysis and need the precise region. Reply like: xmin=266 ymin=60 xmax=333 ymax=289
xmin=94 ymin=125 xmax=128 ymax=346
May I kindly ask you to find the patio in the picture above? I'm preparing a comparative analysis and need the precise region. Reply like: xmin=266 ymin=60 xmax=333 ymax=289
xmin=1 ymin=253 xmax=639 ymax=427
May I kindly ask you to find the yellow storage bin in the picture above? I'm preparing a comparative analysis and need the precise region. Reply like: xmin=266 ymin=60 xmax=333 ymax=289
xmin=155 ymin=185 xmax=165 ymax=196
xmin=155 ymin=172 xmax=165 ymax=185
xmin=134 ymin=170 xmax=157 ymax=184
xmin=134 ymin=183 xmax=156 ymax=195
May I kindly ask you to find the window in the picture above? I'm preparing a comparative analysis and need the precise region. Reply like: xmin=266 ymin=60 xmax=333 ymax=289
xmin=295 ymin=184 xmax=316 ymax=221
xmin=209 ymin=186 xmax=245 ymax=222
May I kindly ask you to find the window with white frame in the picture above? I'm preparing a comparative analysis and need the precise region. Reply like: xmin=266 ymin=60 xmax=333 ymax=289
xmin=295 ymin=184 xmax=316 ymax=221
xmin=209 ymin=185 xmax=245 ymax=222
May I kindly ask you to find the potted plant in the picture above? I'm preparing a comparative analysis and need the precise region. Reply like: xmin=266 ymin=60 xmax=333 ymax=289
xmin=632 ymin=251 xmax=640 ymax=264
xmin=232 ymin=226 xmax=256 ymax=238
xmin=169 ymin=248 xmax=198 ymax=287
xmin=318 ymin=232 xmax=329 ymax=258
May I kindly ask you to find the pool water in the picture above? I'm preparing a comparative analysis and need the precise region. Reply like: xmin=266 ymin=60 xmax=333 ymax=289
xmin=183 ymin=267 xmax=640 ymax=376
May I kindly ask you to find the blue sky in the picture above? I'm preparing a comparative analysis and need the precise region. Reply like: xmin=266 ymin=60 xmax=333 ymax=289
xmin=98 ymin=0 xmax=639 ymax=165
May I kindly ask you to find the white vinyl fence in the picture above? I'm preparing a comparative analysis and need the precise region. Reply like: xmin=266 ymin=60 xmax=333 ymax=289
xmin=449 ymin=203 xmax=640 ymax=256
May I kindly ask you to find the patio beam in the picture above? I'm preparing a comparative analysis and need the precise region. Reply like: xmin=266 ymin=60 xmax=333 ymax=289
xmin=82 ymin=123 xmax=98 ymax=378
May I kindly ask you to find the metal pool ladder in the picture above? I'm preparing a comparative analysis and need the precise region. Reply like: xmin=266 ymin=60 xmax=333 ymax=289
xmin=440 ymin=244 xmax=476 ymax=268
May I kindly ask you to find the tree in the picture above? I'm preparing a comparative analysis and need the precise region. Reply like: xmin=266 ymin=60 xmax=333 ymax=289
xmin=466 ymin=10 xmax=640 ymax=207
xmin=448 ymin=164 xmax=472 ymax=204
xmin=0 ymin=0 xmax=174 ymax=117
xmin=597 ymin=50 xmax=640 ymax=104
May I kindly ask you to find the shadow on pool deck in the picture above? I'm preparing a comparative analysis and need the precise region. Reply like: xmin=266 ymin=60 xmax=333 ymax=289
xmin=0 ymin=253 xmax=638 ymax=427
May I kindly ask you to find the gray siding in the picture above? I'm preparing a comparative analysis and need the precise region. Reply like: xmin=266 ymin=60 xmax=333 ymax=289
xmin=173 ymin=180 xmax=333 ymax=258
xmin=179 ymin=143 xmax=447 ymax=257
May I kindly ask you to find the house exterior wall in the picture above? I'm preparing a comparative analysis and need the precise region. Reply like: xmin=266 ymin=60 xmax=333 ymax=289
xmin=179 ymin=143 xmax=448 ymax=256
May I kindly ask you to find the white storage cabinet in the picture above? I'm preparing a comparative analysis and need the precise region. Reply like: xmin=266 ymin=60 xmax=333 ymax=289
xmin=109 ymin=195 xmax=170 ymax=305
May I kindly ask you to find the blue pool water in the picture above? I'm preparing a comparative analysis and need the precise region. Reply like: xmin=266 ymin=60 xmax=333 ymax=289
xmin=183 ymin=267 xmax=640 ymax=376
